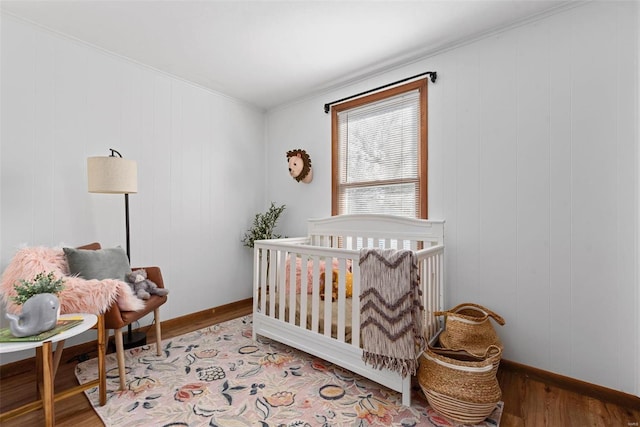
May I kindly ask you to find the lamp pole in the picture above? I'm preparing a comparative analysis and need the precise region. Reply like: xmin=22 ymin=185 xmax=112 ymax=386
xmin=96 ymin=149 xmax=146 ymax=349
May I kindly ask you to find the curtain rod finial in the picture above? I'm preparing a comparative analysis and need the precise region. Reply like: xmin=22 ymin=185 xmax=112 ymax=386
xmin=108 ymin=148 xmax=123 ymax=158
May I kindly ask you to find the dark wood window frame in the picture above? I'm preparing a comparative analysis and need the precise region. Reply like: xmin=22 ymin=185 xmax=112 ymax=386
xmin=331 ymin=78 xmax=428 ymax=218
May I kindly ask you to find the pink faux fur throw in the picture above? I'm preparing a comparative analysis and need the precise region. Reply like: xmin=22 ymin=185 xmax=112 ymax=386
xmin=1 ymin=246 xmax=144 ymax=315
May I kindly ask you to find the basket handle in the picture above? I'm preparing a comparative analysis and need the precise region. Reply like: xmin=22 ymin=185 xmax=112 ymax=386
xmin=434 ymin=303 xmax=505 ymax=326
xmin=484 ymin=344 xmax=502 ymax=358
xmin=464 ymin=303 xmax=505 ymax=326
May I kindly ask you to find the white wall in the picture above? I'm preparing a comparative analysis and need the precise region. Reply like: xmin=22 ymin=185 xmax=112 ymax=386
xmin=1 ymin=14 xmax=265 ymax=361
xmin=266 ymin=2 xmax=639 ymax=396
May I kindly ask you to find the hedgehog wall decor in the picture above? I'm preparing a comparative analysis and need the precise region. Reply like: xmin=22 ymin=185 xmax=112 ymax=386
xmin=286 ymin=149 xmax=313 ymax=183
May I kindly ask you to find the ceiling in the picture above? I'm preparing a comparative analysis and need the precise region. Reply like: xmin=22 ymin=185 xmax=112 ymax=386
xmin=1 ymin=0 xmax=575 ymax=110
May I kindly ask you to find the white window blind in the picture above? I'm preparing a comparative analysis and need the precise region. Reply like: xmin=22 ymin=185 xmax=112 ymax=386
xmin=336 ymin=88 xmax=421 ymax=217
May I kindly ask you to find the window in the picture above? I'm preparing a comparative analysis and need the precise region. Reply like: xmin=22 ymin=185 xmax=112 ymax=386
xmin=331 ymin=79 xmax=428 ymax=218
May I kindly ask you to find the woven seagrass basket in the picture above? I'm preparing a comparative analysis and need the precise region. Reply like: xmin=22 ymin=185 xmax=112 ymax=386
xmin=428 ymin=337 xmax=502 ymax=375
xmin=435 ymin=303 xmax=505 ymax=356
xmin=418 ymin=344 xmax=502 ymax=424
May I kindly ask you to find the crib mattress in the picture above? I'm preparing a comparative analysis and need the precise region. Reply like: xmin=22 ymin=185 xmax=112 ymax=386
xmin=262 ymin=294 xmax=354 ymax=343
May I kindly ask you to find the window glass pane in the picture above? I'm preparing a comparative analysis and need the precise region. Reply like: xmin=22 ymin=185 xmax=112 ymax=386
xmin=338 ymin=90 xmax=419 ymax=184
xmin=340 ymin=183 xmax=417 ymax=217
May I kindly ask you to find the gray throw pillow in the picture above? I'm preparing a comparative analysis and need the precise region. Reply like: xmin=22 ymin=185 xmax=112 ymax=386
xmin=64 ymin=247 xmax=131 ymax=281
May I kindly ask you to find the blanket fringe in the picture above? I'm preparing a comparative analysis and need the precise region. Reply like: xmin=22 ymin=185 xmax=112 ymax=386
xmin=362 ymin=351 xmax=419 ymax=377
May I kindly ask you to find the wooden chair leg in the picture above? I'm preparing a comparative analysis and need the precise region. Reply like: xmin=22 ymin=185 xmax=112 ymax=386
xmin=114 ymin=328 xmax=126 ymax=390
xmin=103 ymin=327 xmax=109 ymax=355
xmin=154 ymin=308 xmax=162 ymax=356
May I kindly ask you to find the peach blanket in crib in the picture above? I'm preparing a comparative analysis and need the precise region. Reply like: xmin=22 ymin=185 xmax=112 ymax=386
xmin=285 ymin=256 xmax=351 ymax=294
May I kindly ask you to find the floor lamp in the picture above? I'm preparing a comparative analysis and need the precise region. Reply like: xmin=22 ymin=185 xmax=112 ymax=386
xmin=87 ymin=149 xmax=145 ymax=348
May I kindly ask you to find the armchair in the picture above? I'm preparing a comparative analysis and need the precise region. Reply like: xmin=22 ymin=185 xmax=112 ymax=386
xmin=1 ymin=243 xmax=168 ymax=392
xmin=77 ymin=243 xmax=167 ymax=390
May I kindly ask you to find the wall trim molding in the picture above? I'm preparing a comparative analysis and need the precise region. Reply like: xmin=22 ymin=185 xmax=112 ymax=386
xmin=499 ymin=359 xmax=640 ymax=408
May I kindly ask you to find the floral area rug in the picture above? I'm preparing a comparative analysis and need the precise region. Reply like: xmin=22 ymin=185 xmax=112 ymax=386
xmin=75 ymin=316 xmax=503 ymax=427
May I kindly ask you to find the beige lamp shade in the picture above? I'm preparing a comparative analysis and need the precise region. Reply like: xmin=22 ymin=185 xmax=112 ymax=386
xmin=87 ymin=156 xmax=138 ymax=194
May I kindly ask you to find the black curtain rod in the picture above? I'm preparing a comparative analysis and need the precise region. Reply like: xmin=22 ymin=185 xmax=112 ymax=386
xmin=324 ymin=71 xmax=437 ymax=114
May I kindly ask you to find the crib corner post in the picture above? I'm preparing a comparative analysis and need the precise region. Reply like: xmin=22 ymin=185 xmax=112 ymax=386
xmin=401 ymin=377 xmax=412 ymax=406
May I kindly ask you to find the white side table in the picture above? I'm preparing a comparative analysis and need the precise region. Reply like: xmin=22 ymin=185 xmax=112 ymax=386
xmin=0 ymin=313 xmax=106 ymax=426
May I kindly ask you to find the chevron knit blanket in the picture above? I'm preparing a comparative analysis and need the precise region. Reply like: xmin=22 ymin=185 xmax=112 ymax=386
xmin=359 ymin=248 xmax=426 ymax=377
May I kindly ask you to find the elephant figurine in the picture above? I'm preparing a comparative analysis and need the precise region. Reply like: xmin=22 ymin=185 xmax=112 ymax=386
xmin=5 ymin=293 xmax=60 ymax=337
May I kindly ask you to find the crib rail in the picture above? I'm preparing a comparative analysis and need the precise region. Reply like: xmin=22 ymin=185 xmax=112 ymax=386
xmin=308 ymin=215 xmax=445 ymax=247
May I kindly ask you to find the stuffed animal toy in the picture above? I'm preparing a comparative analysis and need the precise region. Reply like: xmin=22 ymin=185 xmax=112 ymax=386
xmin=320 ymin=269 xmax=353 ymax=301
xmin=125 ymin=269 xmax=169 ymax=300
xmin=286 ymin=149 xmax=313 ymax=183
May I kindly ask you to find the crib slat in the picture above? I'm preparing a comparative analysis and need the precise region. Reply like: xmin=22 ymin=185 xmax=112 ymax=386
xmin=431 ymin=255 xmax=437 ymax=336
xmin=345 ymin=235 xmax=353 ymax=250
xmin=426 ymin=255 xmax=434 ymax=337
xmin=336 ymin=258 xmax=346 ymax=342
xmin=276 ymin=251 xmax=286 ymax=320
xmin=288 ymin=253 xmax=297 ymax=325
xmin=257 ymin=248 xmax=266 ymax=314
xmin=351 ymin=261 xmax=360 ymax=348
xmin=311 ymin=256 xmax=320 ymax=333
xmin=267 ymin=250 xmax=276 ymax=317
xmin=323 ymin=257 xmax=333 ymax=338
xmin=299 ymin=254 xmax=309 ymax=329
xmin=437 ymin=250 xmax=444 ymax=332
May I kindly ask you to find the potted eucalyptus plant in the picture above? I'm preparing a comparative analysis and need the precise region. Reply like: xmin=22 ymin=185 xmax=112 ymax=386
xmin=242 ymin=202 xmax=286 ymax=248
xmin=243 ymin=203 xmax=286 ymax=287
xmin=6 ymin=272 xmax=65 ymax=337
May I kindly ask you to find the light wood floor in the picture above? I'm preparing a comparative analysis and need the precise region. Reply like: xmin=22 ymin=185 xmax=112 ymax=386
xmin=1 ymin=303 xmax=638 ymax=427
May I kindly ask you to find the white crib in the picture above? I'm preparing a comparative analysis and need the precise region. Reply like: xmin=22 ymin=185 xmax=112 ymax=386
xmin=252 ymin=214 xmax=445 ymax=406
